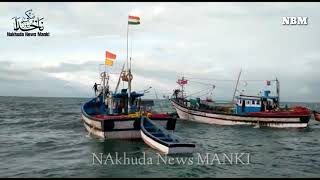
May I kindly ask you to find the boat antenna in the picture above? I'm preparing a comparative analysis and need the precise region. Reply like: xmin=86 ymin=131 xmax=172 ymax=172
xmin=231 ymin=69 xmax=242 ymax=104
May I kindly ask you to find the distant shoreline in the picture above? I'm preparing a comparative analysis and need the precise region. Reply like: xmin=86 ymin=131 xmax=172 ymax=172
xmin=0 ymin=95 xmax=319 ymax=104
xmin=0 ymin=95 xmax=90 ymax=99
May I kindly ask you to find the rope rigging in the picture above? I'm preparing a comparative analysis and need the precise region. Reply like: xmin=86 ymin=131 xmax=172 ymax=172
xmin=176 ymin=72 xmax=279 ymax=102
xmin=185 ymin=77 xmax=278 ymax=82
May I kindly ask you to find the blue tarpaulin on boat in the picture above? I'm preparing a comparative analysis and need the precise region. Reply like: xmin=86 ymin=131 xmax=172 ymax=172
xmin=112 ymin=90 xmax=144 ymax=98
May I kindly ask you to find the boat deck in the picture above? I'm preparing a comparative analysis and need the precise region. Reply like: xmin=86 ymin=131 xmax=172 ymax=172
xmin=246 ymin=107 xmax=311 ymax=117
xmin=94 ymin=113 xmax=174 ymax=120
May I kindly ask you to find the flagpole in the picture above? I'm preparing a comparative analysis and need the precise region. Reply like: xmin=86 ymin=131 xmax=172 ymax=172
xmin=102 ymin=64 xmax=106 ymax=104
xmin=130 ymin=34 xmax=133 ymax=70
xmin=127 ymin=18 xmax=131 ymax=113
xmin=126 ymin=21 xmax=129 ymax=72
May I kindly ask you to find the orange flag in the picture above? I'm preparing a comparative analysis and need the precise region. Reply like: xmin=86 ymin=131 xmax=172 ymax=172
xmin=105 ymin=51 xmax=116 ymax=66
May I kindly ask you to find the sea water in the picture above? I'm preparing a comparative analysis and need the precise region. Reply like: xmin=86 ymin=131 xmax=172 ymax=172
xmin=0 ymin=96 xmax=319 ymax=178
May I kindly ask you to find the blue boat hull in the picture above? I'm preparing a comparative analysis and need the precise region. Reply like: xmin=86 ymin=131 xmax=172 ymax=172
xmin=140 ymin=116 xmax=195 ymax=154
xmin=81 ymin=97 xmax=176 ymax=139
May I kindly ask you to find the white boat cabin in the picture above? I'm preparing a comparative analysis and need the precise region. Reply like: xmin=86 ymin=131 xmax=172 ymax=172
xmin=235 ymin=90 xmax=279 ymax=115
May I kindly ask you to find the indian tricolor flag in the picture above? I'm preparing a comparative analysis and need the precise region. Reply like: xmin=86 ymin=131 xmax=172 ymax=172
xmin=128 ymin=15 xmax=140 ymax=25
xmin=105 ymin=51 xmax=116 ymax=66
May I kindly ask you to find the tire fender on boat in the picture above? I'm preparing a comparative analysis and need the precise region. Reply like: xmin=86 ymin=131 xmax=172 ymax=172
xmin=166 ymin=118 xmax=176 ymax=130
xmin=133 ymin=118 xmax=141 ymax=130
xmin=103 ymin=121 xmax=114 ymax=131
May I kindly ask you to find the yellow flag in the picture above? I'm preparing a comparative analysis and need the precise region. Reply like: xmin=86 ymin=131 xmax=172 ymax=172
xmin=105 ymin=59 xmax=113 ymax=66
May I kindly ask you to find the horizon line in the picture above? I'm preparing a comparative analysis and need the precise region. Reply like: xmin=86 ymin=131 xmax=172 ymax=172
xmin=0 ymin=95 xmax=319 ymax=104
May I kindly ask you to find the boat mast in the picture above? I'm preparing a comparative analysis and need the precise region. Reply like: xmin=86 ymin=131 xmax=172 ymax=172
xmin=127 ymin=20 xmax=132 ymax=113
xmin=130 ymin=34 xmax=133 ymax=70
xmin=126 ymin=21 xmax=129 ymax=72
xmin=154 ymin=88 xmax=163 ymax=112
xmin=102 ymin=66 xmax=106 ymax=103
xmin=181 ymin=76 xmax=185 ymax=99
xmin=231 ymin=69 xmax=242 ymax=104
xmin=276 ymin=77 xmax=280 ymax=106
xmin=114 ymin=62 xmax=126 ymax=94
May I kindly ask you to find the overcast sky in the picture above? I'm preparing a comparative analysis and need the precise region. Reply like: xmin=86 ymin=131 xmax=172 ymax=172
xmin=0 ymin=2 xmax=320 ymax=102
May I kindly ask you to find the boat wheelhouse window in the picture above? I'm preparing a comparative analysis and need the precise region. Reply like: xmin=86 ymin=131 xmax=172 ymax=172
xmin=257 ymin=100 xmax=260 ymax=105
xmin=252 ymin=100 xmax=255 ymax=105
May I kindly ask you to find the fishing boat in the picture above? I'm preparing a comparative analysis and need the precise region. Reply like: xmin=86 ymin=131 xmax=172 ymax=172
xmin=82 ymin=89 xmax=176 ymax=139
xmin=313 ymin=111 xmax=320 ymax=122
xmin=170 ymin=75 xmax=312 ymax=128
xmin=81 ymin=15 xmax=176 ymax=139
xmin=81 ymin=61 xmax=177 ymax=140
xmin=140 ymin=116 xmax=195 ymax=154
